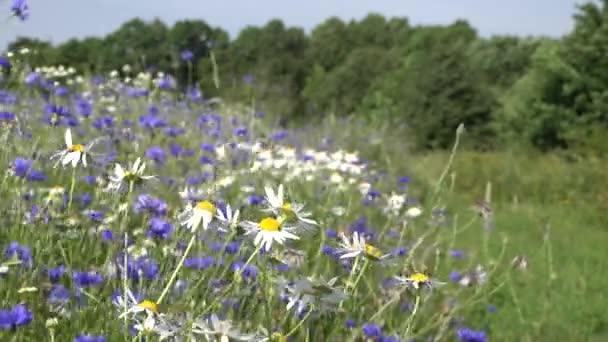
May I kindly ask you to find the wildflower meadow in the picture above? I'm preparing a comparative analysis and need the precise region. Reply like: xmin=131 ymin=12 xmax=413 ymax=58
xmin=1 ymin=1 xmax=608 ymax=342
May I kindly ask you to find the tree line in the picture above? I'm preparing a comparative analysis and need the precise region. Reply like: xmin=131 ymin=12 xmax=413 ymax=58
xmin=6 ymin=1 xmax=608 ymax=152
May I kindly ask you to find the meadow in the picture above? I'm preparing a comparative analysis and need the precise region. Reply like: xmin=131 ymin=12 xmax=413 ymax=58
xmin=0 ymin=59 xmax=606 ymax=342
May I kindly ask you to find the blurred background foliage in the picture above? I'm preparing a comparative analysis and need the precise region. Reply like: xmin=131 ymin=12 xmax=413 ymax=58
xmin=6 ymin=1 xmax=608 ymax=154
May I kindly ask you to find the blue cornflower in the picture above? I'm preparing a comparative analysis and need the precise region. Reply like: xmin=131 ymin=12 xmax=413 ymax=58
xmin=5 ymin=242 xmax=33 ymax=268
xmin=391 ymin=246 xmax=408 ymax=257
xmin=11 ymin=0 xmax=29 ymax=21
xmin=231 ymin=262 xmax=258 ymax=280
xmin=126 ymin=256 xmax=159 ymax=281
xmin=10 ymin=157 xmax=32 ymax=177
xmin=225 ymin=241 xmax=241 ymax=255
xmin=147 ymin=218 xmax=173 ymax=239
xmin=181 ymin=50 xmax=194 ymax=61
xmin=0 ymin=57 xmax=11 ymax=69
xmin=456 ymin=328 xmax=487 ymax=342
xmin=76 ymin=99 xmax=93 ymax=117
xmin=164 ymin=126 xmax=185 ymax=137
xmin=242 ymin=74 xmax=255 ymax=84
xmin=82 ymin=176 xmax=96 ymax=184
xmin=101 ymin=229 xmax=114 ymax=241
xmin=199 ymin=155 xmax=214 ymax=165
xmin=450 ymin=250 xmax=466 ymax=259
xmin=487 ymin=304 xmax=497 ymax=313
xmin=48 ymin=284 xmax=70 ymax=304
xmin=146 ymin=146 xmax=166 ymax=165
xmin=233 ymin=126 xmax=249 ymax=137
xmin=246 ymin=194 xmax=264 ymax=206
xmin=88 ymin=210 xmax=105 ymax=223
xmin=72 ymin=271 xmax=104 ymax=287
xmin=362 ymin=323 xmax=382 ymax=338
xmin=46 ymin=265 xmax=65 ymax=283
xmin=169 ymin=143 xmax=183 ymax=158
xmin=27 ymin=170 xmax=46 ymax=182
xmin=345 ymin=319 xmax=356 ymax=329
xmin=157 ymin=75 xmax=175 ymax=89
xmin=74 ymin=334 xmax=106 ymax=342
xmin=139 ymin=113 xmax=167 ymax=130
xmin=270 ymin=130 xmax=288 ymax=141
xmin=54 ymin=86 xmax=69 ymax=96
xmin=184 ymin=256 xmax=217 ymax=270
xmin=24 ymin=71 xmax=40 ymax=86
xmin=325 ymin=229 xmax=337 ymax=238
xmin=200 ymin=143 xmax=215 ymax=153
xmin=0 ymin=304 xmax=33 ymax=329
xmin=134 ymin=194 xmax=167 ymax=217
xmin=449 ymin=271 xmax=462 ymax=282
xmin=0 ymin=111 xmax=16 ymax=122
xmin=81 ymin=192 xmax=93 ymax=208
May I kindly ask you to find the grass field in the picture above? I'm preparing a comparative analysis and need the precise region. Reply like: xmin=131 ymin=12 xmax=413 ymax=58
xmin=0 ymin=67 xmax=606 ymax=342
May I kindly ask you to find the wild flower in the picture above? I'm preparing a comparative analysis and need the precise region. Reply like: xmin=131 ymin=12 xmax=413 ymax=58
xmin=50 ymin=129 xmax=92 ymax=168
xmin=279 ymin=276 xmax=346 ymax=312
xmin=240 ymin=216 xmax=300 ymax=251
xmin=180 ymin=200 xmax=217 ymax=231
xmin=73 ymin=335 xmax=106 ymax=342
xmin=263 ymin=184 xmax=317 ymax=229
xmin=192 ymin=314 xmax=259 ymax=341
xmin=456 ymin=328 xmax=487 ymax=342
xmin=394 ymin=272 xmax=445 ymax=290
xmin=0 ymin=304 xmax=33 ymax=329
xmin=338 ymin=232 xmax=390 ymax=261
xmin=10 ymin=0 xmax=29 ymax=21
xmin=109 ymin=157 xmax=155 ymax=192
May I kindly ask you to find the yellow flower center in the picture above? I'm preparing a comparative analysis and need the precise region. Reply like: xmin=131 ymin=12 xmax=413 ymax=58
xmin=365 ymin=244 xmax=383 ymax=259
xmin=69 ymin=144 xmax=85 ymax=152
xmin=410 ymin=273 xmax=429 ymax=283
xmin=137 ymin=300 xmax=158 ymax=313
xmin=195 ymin=200 xmax=216 ymax=215
xmin=259 ymin=217 xmax=281 ymax=232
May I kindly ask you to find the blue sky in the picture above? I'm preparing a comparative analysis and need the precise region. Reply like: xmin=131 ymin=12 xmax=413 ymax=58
xmin=0 ymin=0 xmax=589 ymax=48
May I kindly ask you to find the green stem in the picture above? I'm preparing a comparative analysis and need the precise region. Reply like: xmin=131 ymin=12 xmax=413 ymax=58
xmin=351 ymin=259 xmax=370 ymax=293
xmin=405 ymin=295 xmax=421 ymax=337
xmin=156 ymin=232 xmax=198 ymax=305
xmin=285 ymin=304 xmax=314 ymax=338
xmin=67 ymin=166 xmax=77 ymax=212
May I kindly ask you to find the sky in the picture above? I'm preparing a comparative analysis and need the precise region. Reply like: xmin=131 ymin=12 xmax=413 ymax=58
xmin=0 ymin=0 xmax=590 ymax=48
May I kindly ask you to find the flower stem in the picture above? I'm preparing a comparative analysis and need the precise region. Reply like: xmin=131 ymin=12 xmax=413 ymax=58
xmin=67 ymin=166 xmax=77 ymax=212
xmin=404 ymin=294 xmax=421 ymax=337
xmin=156 ymin=232 xmax=198 ymax=305
xmin=285 ymin=304 xmax=314 ymax=338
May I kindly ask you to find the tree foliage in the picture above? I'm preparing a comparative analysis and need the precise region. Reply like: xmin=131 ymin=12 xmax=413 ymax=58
xmin=7 ymin=3 xmax=608 ymax=151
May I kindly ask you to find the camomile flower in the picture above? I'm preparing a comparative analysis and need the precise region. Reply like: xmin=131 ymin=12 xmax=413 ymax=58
xmin=51 ymin=128 xmax=91 ymax=168
xmin=240 ymin=217 xmax=299 ymax=251
xmin=279 ymin=276 xmax=347 ymax=312
xmin=192 ymin=314 xmax=258 ymax=342
xmin=338 ymin=232 xmax=390 ymax=261
xmin=263 ymin=184 xmax=317 ymax=229
xmin=116 ymin=290 xmax=159 ymax=319
xmin=215 ymin=203 xmax=240 ymax=232
xmin=109 ymin=157 xmax=155 ymax=192
xmin=394 ymin=273 xmax=445 ymax=290
xmin=180 ymin=200 xmax=217 ymax=231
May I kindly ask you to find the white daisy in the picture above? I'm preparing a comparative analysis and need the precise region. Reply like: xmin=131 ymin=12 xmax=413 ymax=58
xmin=279 ymin=276 xmax=346 ymax=312
xmin=180 ymin=200 xmax=217 ymax=231
xmin=263 ymin=184 xmax=317 ymax=229
xmin=394 ymin=273 xmax=445 ymax=290
xmin=240 ymin=217 xmax=299 ymax=251
xmin=116 ymin=291 xmax=159 ymax=320
xmin=50 ymin=128 xmax=90 ymax=168
xmin=192 ymin=314 xmax=258 ymax=341
xmin=338 ymin=232 xmax=390 ymax=261
xmin=215 ymin=203 xmax=240 ymax=232
xmin=109 ymin=157 xmax=155 ymax=192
